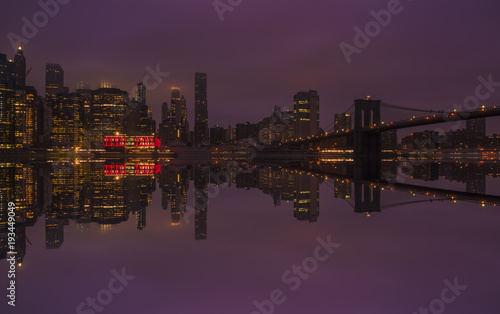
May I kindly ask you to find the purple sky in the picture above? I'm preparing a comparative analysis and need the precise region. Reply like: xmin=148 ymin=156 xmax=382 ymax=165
xmin=2 ymin=0 xmax=500 ymax=130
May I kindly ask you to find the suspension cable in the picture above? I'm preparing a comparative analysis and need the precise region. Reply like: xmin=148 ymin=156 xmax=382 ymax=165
xmin=381 ymin=102 xmax=445 ymax=113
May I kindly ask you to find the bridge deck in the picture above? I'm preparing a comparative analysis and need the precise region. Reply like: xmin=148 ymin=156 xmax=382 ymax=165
xmin=285 ymin=106 xmax=500 ymax=146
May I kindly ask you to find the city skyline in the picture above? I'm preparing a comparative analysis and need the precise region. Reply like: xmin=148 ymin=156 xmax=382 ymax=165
xmin=2 ymin=2 xmax=500 ymax=313
xmin=2 ymin=159 xmax=498 ymax=264
xmin=3 ymin=46 xmax=500 ymax=151
xmin=2 ymin=1 xmax=500 ymax=129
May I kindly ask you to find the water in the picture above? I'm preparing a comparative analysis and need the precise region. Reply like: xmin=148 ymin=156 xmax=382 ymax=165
xmin=1 ymin=160 xmax=499 ymax=314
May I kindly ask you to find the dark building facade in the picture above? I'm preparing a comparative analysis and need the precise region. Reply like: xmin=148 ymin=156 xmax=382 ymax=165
xmin=236 ymin=122 xmax=257 ymax=141
xmin=294 ymin=90 xmax=319 ymax=139
xmin=466 ymin=118 xmax=486 ymax=148
xmin=14 ymin=45 xmax=26 ymax=90
xmin=136 ymin=82 xmax=146 ymax=105
xmin=194 ymin=167 xmax=209 ymax=240
xmin=45 ymin=63 xmax=64 ymax=101
xmin=293 ymin=173 xmax=320 ymax=222
xmin=170 ymin=87 xmax=189 ymax=144
xmin=194 ymin=72 xmax=208 ymax=145
xmin=381 ymin=130 xmax=398 ymax=150
xmin=0 ymin=53 xmax=15 ymax=148
xmin=334 ymin=113 xmax=351 ymax=133
xmin=210 ymin=125 xmax=225 ymax=145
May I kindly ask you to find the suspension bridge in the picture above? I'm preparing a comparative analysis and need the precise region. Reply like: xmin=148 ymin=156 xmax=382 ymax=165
xmin=279 ymin=161 xmax=500 ymax=214
xmin=282 ymin=98 xmax=500 ymax=180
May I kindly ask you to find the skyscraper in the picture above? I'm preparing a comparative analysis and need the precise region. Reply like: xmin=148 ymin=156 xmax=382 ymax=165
xmin=24 ymin=86 xmax=38 ymax=146
xmin=194 ymin=72 xmax=208 ymax=145
xmin=161 ymin=102 xmax=170 ymax=122
xmin=293 ymin=173 xmax=319 ymax=222
xmin=45 ymin=64 xmax=64 ymax=101
xmin=210 ymin=125 xmax=225 ymax=145
xmin=45 ymin=217 xmax=64 ymax=249
xmin=194 ymin=167 xmax=209 ymax=240
xmin=0 ymin=53 xmax=15 ymax=148
xmin=293 ymin=90 xmax=319 ymax=139
xmin=51 ymin=92 xmax=80 ymax=147
xmin=90 ymin=87 xmax=129 ymax=144
xmin=334 ymin=113 xmax=351 ymax=133
xmin=171 ymin=87 xmax=183 ymax=123
xmin=170 ymin=87 xmax=188 ymax=143
xmin=14 ymin=45 xmax=26 ymax=90
xmin=136 ymin=82 xmax=146 ymax=105
xmin=466 ymin=118 xmax=486 ymax=136
xmin=466 ymin=118 xmax=486 ymax=148
xmin=13 ymin=94 xmax=26 ymax=148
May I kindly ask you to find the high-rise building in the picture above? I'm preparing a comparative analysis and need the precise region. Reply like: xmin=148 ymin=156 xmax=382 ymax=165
xmin=0 ymin=164 xmax=15 ymax=234
xmin=11 ymin=79 xmax=38 ymax=149
xmin=90 ymin=87 xmax=129 ymax=145
xmin=24 ymin=86 xmax=38 ymax=146
xmin=14 ymin=45 xmax=26 ymax=90
xmin=13 ymin=94 xmax=26 ymax=148
xmin=194 ymin=72 xmax=208 ymax=145
xmin=45 ymin=64 xmax=64 ymax=101
xmin=257 ymin=106 xmax=291 ymax=143
xmin=466 ymin=118 xmax=486 ymax=148
xmin=158 ymin=100 xmax=179 ymax=146
xmin=194 ymin=167 xmax=209 ymax=240
xmin=466 ymin=164 xmax=486 ymax=194
xmin=334 ymin=179 xmax=351 ymax=199
xmin=179 ymin=95 xmax=187 ymax=127
xmin=225 ymin=125 xmax=235 ymax=143
xmin=293 ymin=174 xmax=319 ymax=222
xmin=210 ymin=125 xmax=225 ymax=145
xmin=139 ymin=104 xmax=155 ymax=135
xmin=51 ymin=92 xmax=81 ymax=147
xmin=171 ymin=87 xmax=183 ymax=123
xmin=45 ymin=217 xmax=64 ymax=249
xmin=123 ymin=98 xmax=155 ymax=136
xmin=75 ymin=88 xmax=92 ymax=147
xmin=170 ymin=87 xmax=188 ymax=143
xmin=136 ymin=82 xmax=146 ymax=105
xmin=161 ymin=102 xmax=170 ymax=122
xmin=0 ymin=53 xmax=16 ymax=148
xmin=236 ymin=122 xmax=257 ymax=141
xmin=381 ymin=130 xmax=398 ymax=150
xmin=293 ymin=90 xmax=319 ymax=139
xmin=334 ymin=113 xmax=351 ymax=133
xmin=284 ymin=109 xmax=295 ymax=140
xmin=466 ymin=118 xmax=486 ymax=136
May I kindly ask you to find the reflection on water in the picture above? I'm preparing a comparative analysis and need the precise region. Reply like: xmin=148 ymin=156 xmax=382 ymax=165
xmin=2 ymin=160 xmax=500 ymax=264
xmin=1 ymin=159 xmax=500 ymax=313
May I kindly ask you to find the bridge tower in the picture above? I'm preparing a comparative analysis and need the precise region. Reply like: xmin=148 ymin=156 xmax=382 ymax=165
xmin=354 ymin=181 xmax=381 ymax=213
xmin=354 ymin=98 xmax=381 ymax=180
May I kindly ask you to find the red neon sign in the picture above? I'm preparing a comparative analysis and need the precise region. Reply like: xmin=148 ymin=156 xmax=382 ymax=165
xmin=103 ymin=164 xmax=162 ymax=176
xmin=103 ymin=136 xmax=161 ymax=148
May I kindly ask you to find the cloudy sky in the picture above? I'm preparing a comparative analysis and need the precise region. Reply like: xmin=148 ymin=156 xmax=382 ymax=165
xmin=1 ymin=0 xmax=500 ymax=130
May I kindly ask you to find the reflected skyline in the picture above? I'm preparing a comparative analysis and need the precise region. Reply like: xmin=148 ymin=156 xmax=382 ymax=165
xmin=2 ymin=159 xmax=499 ymax=266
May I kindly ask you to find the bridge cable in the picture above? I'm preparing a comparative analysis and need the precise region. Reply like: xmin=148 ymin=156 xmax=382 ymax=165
xmin=324 ymin=179 xmax=355 ymax=210
xmin=344 ymin=104 xmax=354 ymax=114
xmin=381 ymin=102 xmax=445 ymax=113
